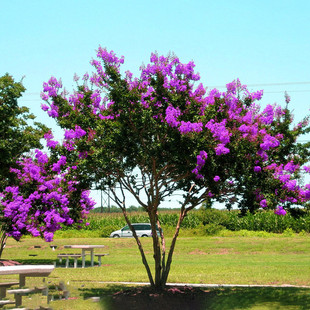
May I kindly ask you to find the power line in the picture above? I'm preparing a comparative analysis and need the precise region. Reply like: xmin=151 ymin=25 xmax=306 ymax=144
xmin=264 ymin=90 xmax=310 ymax=94
xmin=211 ymin=82 xmax=310 ymax=89
xmin=245 ymin=82 xmax=310 ymax=87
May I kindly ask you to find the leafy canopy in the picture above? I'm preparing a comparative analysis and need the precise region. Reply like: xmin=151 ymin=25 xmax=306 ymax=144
xmin=40 ymin=48 xmax=310 ymax=215
xmin=0 ymin=73 xmax=49 ymax=191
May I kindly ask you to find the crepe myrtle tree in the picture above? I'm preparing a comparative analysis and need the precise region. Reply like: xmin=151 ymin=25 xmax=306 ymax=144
xmin=40 ymin=47 xmax=310 ymax=289
xmin=0 ymin=137 xmax=96 ymax=258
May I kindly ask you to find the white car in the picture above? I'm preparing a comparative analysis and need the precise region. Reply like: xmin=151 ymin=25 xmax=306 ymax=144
xmin=109 ymin=223 xmax=159 ymax=238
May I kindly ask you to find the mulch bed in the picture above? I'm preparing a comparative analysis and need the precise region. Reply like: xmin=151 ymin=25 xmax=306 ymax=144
xmin=0 ymin=259 xmax=21 ymax=266
xmin=109 ymin=286 xmax=210 ymax=310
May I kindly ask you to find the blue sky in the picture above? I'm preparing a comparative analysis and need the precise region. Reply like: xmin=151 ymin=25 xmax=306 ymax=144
xmin=1 ymin=0 xmax=310 ymax=208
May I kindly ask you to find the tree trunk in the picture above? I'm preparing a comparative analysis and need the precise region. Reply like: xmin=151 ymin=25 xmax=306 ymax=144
xmin=160 ymin=209 xmax=185 ymax=286
xmin=121 ymin=209 xmax=155 ymax=287
xmin=0 ymin=231 xmax=8 ymax=259
xmin=109 ymin=176 xmax=197 ymax=291
xmin=148 ymin=209 xmax=163 ymax=289
xmin=110 ymin=185 xmax=155 ymax=286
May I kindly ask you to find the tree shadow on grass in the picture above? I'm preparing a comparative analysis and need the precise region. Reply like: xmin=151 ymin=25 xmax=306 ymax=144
xmin=16 ymin=258 xmax=96 ymax=267
xmin=203 ymin=287 xmax=310 ymax=310
xmin=80 ymin=286 xmax=310 ymax=310
xmin=15 ymin=258 xmax=55 ymax=265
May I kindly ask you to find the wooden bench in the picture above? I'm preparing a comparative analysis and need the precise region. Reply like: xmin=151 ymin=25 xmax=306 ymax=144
xmin=0 ymin=281 xmax=19 ymax=298
xmin=57 ymin=254 xmax=84 ymax=268
xmin=94 ymin=253 xmax=109 ymax=266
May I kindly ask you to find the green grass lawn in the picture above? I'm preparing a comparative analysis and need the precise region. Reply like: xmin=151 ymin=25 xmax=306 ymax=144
xmin=1 ymin=234 xmax=310 ymax=309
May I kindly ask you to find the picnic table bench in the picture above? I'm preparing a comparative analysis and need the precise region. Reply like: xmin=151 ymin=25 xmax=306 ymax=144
xmin=57 ymin=254 xmax=84 ymax=268
xmin=0 ymin=265 xmax=54 ymax=307
xmin=59 ymin=245 xmax=107 ymax=268
xmin=94 ymin=253 xmax=109 ymax=266
xmin=0 ymin=281 xmax=19 ymax=299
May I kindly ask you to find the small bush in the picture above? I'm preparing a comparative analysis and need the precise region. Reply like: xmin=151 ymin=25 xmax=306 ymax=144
xmin=283 ymin=228 xmax=295 ymax=237
xmin=203 ymin=224 xmax=225 ymax=236
xmin=197 ymin=209 xmax=230 ymax=226
xmin=100 ymin=225 xmax=120 ymax=237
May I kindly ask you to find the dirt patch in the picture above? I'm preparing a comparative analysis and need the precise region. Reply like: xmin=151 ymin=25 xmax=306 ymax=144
xmin=189 ymin=249 xmax=207 ymax=255
xmin=216 ymin=248 xmax=230 ymax=255
xmin=2 ymin=245 xmax=16 ymax=248
xmin=112 ymin=242 xmax=136 ymax=249
xmin=28 ymin=245 xmax=48 ymax=250
xmin=108 ymin=286 xmax=209 ymax=310
xmin=189 ymin=248 xmax=236 ymax=255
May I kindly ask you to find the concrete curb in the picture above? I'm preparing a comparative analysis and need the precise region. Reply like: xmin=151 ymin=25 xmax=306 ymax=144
xmin=98 ymin=281 xmax=310 ymax=289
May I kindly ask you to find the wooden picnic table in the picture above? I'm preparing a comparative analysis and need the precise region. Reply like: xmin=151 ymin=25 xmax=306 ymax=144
xmin=64 ymin=245 xmax=105 ymax=268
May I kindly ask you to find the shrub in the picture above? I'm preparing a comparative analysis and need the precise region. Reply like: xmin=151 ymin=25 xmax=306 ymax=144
xmin=100 ymin=225 xmax=120 ymax=237
xmin=197 ymin=209 xmax=230 ymax=226
xmin=203 ymin=224 xmax=225 ymax=236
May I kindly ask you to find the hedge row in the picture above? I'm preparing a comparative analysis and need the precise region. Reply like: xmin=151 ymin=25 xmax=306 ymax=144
xmin=72 ymin=209 xmax=310 ymax=237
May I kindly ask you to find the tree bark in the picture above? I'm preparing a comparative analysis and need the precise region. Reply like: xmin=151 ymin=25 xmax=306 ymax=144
xmin=149 ymin=209 xmax=163 ymax=289
xmin=110 ymin=185 xmax=155 ymax=286
xmin=161 ymin=208 xmax=185 ymax=286
xmin=122 ymin=209 xmax=155 ymax=287
xmin=0 ymin=230 xmax=8 ymax=259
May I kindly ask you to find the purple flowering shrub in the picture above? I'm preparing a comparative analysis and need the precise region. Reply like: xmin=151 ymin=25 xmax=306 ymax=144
xmin=40 ymin=48 xmax=310 ymax=216
xmin=38 ymin=47 xmax=310 ymax=288
xmin=0 ymin=146 xmax=95 ymax=244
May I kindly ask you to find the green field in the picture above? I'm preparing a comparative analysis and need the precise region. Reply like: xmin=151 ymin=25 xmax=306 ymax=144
xmin=1 ymin=234 xmax=310 ymax=309
xmin=61 ymin=209 xmax=310 ymax=238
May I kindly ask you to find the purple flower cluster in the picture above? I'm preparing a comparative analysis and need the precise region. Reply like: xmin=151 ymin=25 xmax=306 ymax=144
xmin=215 ymin=144 xmax=230 ymax=156
xmin=274 ymin=206 xmax=287 ymax=216
xmin=63 ymin=125 xmax=87 ymax=151
xmin=254 ymin=166 xmax=262 ymax=173
xmin=165 ymin=105 xmax=181 ymax=127
xmin=213 ymin=176 xmax=221 ymax=182
xmin=205 ymin=120 xmax=231 ymax=145
xmin=192 ymin=151 xmax=208 ymax=179
xmin=64 ymin=125 xmax=87 ymax=140
xmin=44 ymin=131 xmax=59 ymax=149
xmin=259 ymin=199 xmax=267 ymax=208
xmin=96 ymin=46 xmax=124 ymax=68
xmin=260 ymin=134 xmax=281 ymax=151
xmin=165 ymin=105 xmax=203 ymax=134
xmin=179 ymin=121 xmax=203 ymax=134
xmin=0 ymin=145 xmax=95 ymax=242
